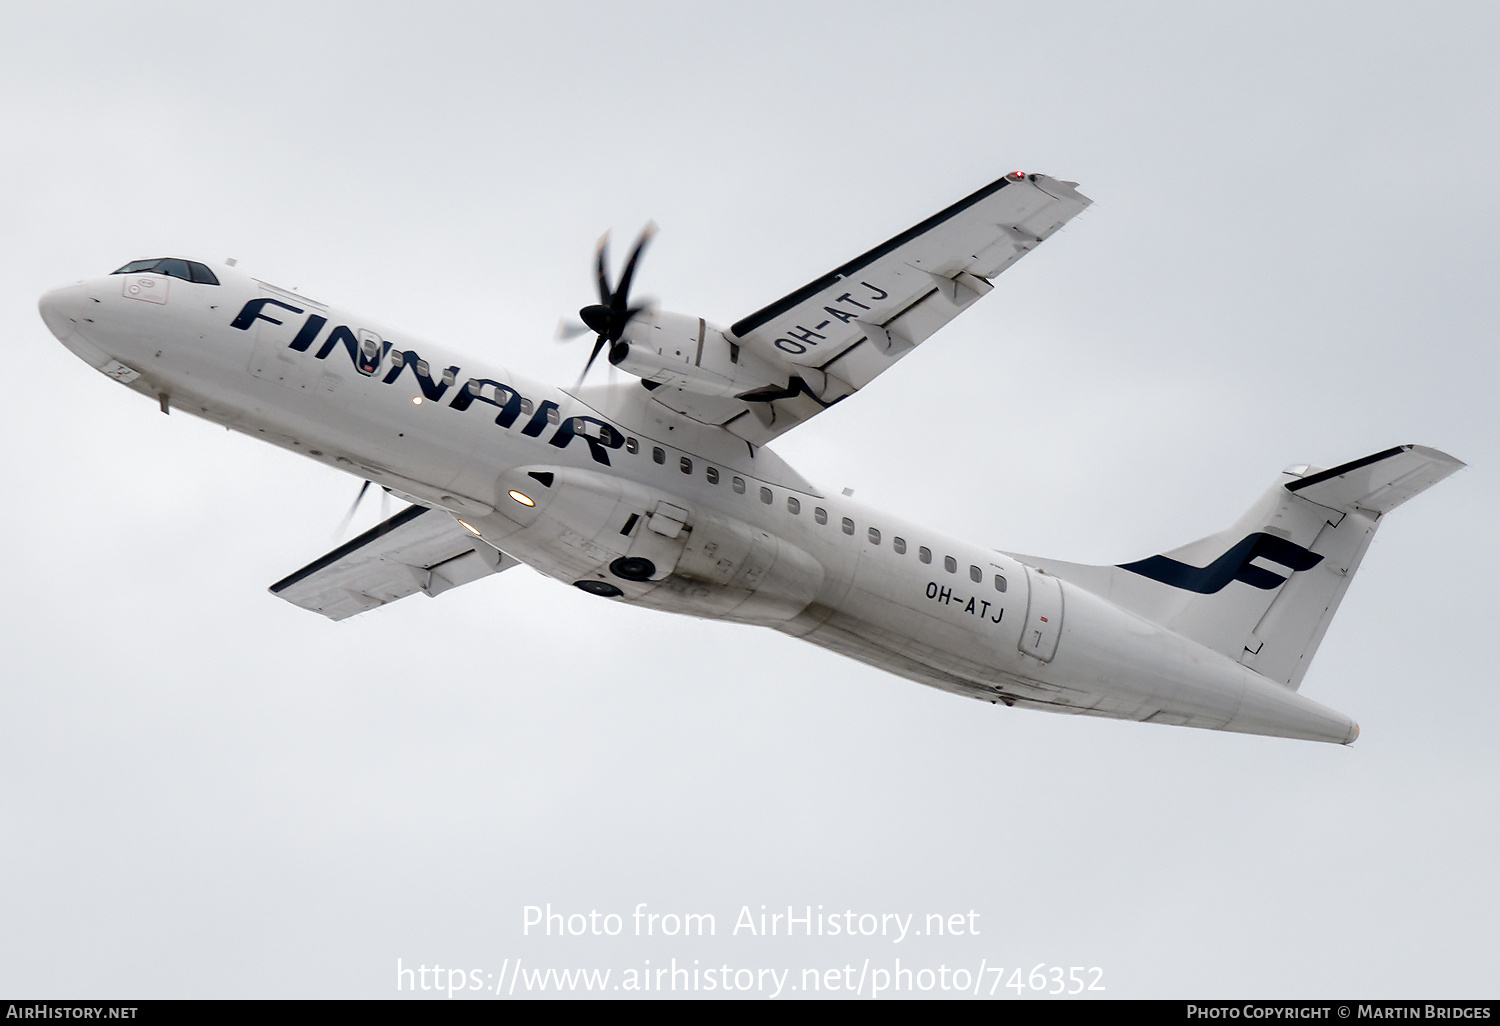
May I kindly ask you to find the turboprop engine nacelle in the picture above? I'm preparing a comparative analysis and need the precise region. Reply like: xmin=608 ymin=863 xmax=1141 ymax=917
xmin=608 ymin=310 xmax=792 ymax=399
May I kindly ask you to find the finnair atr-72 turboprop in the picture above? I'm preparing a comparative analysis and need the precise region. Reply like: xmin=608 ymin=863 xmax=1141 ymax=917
xmin=38 ymin=171 xmax=1462 ymax=743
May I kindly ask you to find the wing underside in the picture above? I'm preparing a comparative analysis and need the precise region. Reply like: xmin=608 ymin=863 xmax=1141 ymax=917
xmin=270 ymin=505 xmax=520 ymax=620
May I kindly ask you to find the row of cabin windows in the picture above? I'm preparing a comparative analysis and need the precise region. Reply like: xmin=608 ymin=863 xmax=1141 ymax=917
xmin=515 ymin=398 xmax=559 ymax=424
xmin=615 ymin=434 xmax=1009 ymax=593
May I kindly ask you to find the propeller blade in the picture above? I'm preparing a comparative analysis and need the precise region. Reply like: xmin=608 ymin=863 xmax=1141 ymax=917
xmin=335 ymin=480 xmax=373 ymax=539
xmin=576 ymin=335 xmax=610 ymax=390
xmin=555 ymin=318 xmax=592 ymax=342
xmin=568 ymin=222 xmax=659 ymax=385
xmin=594 ymin=233 xmax=612 ymax=306
xmin=610 ymin=223 xmax=656 ymax=338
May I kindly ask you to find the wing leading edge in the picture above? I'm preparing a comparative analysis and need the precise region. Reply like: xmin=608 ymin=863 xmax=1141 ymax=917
xmin=646 ymin=171 xmax=1091 ymax=444
xmin=270 ymin=505 xmax=520 ymax=620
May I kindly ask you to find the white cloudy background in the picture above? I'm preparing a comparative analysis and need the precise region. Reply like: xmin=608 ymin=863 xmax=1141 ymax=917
xmin=2 ymin=1 xmax=1496 ymax=999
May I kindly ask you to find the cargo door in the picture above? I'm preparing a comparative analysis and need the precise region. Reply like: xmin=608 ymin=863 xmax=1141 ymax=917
xmin=247 ymin=286 xmax=323 ymax=390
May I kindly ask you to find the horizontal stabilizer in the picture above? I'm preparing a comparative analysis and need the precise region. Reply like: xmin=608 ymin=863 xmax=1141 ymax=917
xmin=1286 ymin=444 xmax=1465 ymax=517
xmin=270 ymin=505 xmax=520 ymax=620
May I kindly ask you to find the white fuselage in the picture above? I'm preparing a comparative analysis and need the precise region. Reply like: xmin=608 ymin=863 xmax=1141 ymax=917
xmin=38 ymin=266 xmax=1361 ymax=743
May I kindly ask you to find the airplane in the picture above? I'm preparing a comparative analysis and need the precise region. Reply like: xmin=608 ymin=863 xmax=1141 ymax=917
xmin=37 ymin=170 xmax=1463 ymax=744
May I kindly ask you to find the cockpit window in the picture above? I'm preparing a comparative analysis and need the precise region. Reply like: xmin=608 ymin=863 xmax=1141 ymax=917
xmin=111 ymin=258 xmax=220 ymax=286
xmin=154 ymin=258 xmax=192 ymax=281
xmin=113 ymin=259 xmax=161 ymax=274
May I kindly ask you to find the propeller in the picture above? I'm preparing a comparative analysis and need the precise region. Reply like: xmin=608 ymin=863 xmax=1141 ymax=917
xmin=334 ymin=480 xmax=392 ymax=540
xmin=568 ymin=223 xmax=656 ymax=388
xmin=554 ymin=318 xmax=593 ymax=342
xmin=335 ymin=480 xmax=373 ymax=539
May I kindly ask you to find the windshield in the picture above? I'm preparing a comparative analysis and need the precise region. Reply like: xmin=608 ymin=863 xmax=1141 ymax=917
xmin=111 ymin=258 xmax=220 ymax=285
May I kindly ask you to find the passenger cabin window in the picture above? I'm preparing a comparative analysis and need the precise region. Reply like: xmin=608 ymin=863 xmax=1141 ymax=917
xmin=814 ymin=507 xmax=827 ymax=525
xmin=787 ymin=497 xmax=800 ymax=514
xmin=759 ymin=486 xmax=773 ymax=504
xmin=969 ymin=565 xmax=982 ymax=583
xmin=994 ymin=574 xmax=1007 ymax=592
xmin=732 ymin=477 xmax=746 ymax=494
xmin=112 ymin=258 xmax=220 ymax=285
xmin=520 ymin=398 xmax=534 ymax=415
xmin=545 ymin=406 xmax=559 ymax=425
xmin=841 ymin=517 xmax=855 ymax=536
xmin=944 ymin=556 xmax=957 ymax=573
xmin=680 ymin=457 xmax=692 ymax=474
xmin=652 ymin=447 xmax=666 ymax=464
xmin=868 ymin=527 xmax=881 ymax=545
xmin=706 ymin=467 xmax=719 ymax=484
xmin=625 ymin=437 xmax=639 ymax=454
xmin=893 ymin=537 xmax=907 ymax=555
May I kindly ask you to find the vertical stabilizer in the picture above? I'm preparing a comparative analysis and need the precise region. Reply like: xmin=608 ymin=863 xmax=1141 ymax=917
xmin=1010 ymin=445 xmax=1464 ymax=690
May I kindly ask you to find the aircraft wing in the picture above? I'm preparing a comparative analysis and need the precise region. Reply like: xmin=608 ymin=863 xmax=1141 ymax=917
xmin=270 ymin=505 xmax=520 ymax=620
xmin=649 ymin=171 xmax=1091 ymax=445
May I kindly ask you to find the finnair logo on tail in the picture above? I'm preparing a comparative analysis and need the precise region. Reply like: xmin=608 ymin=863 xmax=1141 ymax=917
xmin=1119 ymin=533 xmax=1323 ymax=594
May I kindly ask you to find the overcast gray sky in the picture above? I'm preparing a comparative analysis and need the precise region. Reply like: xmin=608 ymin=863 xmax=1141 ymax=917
xmin=3 ymin=1 xmax=1496 ymax=999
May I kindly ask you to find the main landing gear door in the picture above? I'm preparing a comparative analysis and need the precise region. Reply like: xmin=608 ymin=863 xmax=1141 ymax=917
xmin=1019 ymin=565 xmax=1063 ymax=662
xmin=617 ymin=501 xmax=691 ymax=581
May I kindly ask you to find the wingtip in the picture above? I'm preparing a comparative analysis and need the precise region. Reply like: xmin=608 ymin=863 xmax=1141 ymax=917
xmin=1406 ymin=444 xmax=1467 ymax=470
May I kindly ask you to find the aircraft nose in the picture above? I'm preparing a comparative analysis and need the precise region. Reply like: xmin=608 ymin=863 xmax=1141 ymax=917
xmin=38 ymin=283 xmax=84 ymax=341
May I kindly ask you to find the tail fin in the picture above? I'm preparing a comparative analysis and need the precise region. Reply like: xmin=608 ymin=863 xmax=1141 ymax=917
xmin=1012 ymin=445 xmax=1464 ymax=690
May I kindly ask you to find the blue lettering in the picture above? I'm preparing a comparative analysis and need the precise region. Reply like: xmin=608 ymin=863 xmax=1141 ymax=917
xmin=383 ymin=349 xmax=458 ymax=399
xmin=287 ymin=314 xmax=328 ymax=352
xmin=315 ymin=325 xmax=390 ymax=376
xmin=230 ymin=297 xmax=303 ymax=331
xmin=449 ymin=378 xmax=524 ymax=428
xmin=521 ymin=400 xmax=560 ymax=438
xmin=548 ymin=416 xmax=624 ymax=466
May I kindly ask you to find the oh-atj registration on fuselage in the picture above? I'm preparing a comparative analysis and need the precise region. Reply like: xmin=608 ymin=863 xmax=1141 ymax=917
xmin=39 ymin=170 xmax=1463 ymax=744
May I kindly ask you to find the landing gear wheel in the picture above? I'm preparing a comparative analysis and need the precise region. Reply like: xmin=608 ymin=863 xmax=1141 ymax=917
xmin=609 ymin=556 xmax=656 ymax=581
